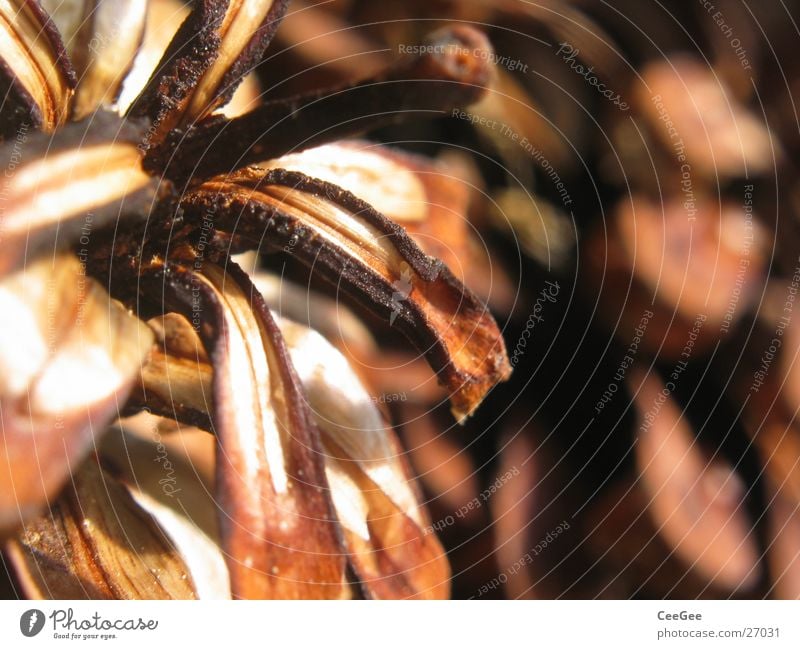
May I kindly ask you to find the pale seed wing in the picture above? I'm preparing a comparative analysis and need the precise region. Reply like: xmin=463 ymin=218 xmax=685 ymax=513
xmin=252 ymin=272 xmax=376 ymax=355
xmin=0 ymin=254 xmax=154 ymax=533
xmin=100 ymin=424 xmax=231 ymax=599
xmin=261 ymin=143 xmax=435 ymax=226
xmin=0 ymin=113 xmax=163 ymax=278
xmin=280 ymin=318 xmax=450 ymax=599
xmin=181 ymin=169 xmax=511 ymax=421
xmin=0 ymin=0 xmax=75 ymax=136
xmin=128 ymin=0 xmax=289 ymax=142
xmin=115 ymin=0 xmax=190 ymax=114
xmin=42 ymin=0 xmax=147 ymax=119
xmin=6 ymin=458 xmax=198 ymax=599
xmin=136 ymin=313 xmax=214 ymax=430
xmin=140 ymin=259 xmax=349 ymax=599
xmin=263 ymin=142 xmax=508 ymax=303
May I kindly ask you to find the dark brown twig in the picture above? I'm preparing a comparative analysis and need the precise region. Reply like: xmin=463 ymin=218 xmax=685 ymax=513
xmin=153 ymin=26 xmax=495 ymax=183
